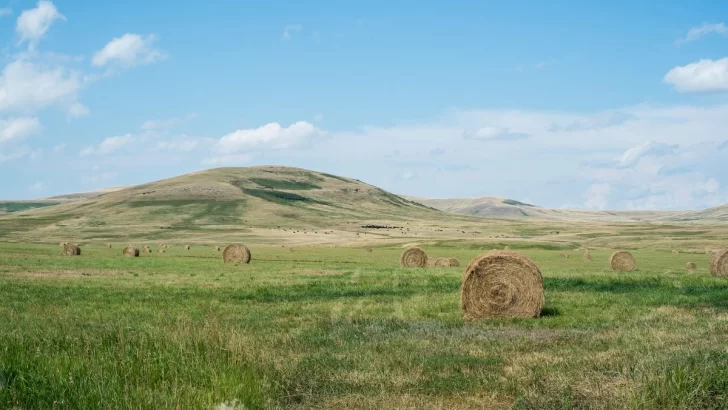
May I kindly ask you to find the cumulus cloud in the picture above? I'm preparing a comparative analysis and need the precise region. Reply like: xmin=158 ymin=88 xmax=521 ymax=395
xmin=16 ymin=1 xmax=64 ymax=48
xmin=0 ymin=59 xmax=82 ymax=112
xmin=92 ymin=33 xmax=165 ymax=68
xmin=79 ymin=134 xmax=134 ymax=156
xmin=68 ymin=102 xmax=89 ymax=118
xmin=617 ymin=141 xmax=678 ymax=168
xmin=664 ymin=58 xmax=728 ymax=93
xmin=213 ymin=121 xmax=325 ymax=153
xmin=0 ymin=117 xmax=42 ymax=145
xmin=281 ymin=24 xmax=302 ymax=40
xmin=677 ymin=23 xmax=728 ymax=45
xmin=462 ymin=127 xmax=529 ymax=141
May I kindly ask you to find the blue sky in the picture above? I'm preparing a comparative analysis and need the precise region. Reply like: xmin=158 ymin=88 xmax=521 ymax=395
xmin=1 ymin=1 xmax=728 ymax=210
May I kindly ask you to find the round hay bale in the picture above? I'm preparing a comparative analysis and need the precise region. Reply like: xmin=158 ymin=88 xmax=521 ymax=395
xmin=158 ymin=249 xmax=165 ymax=254
xmin=400 ymin=247 xmax=427 ymax=268
xmin=106 ymin=244 xmax=112 ymax=248
xmin=686 ymin=262 xmax=697 ymax=271
xmin=123 ymin=246 xmax=140 ymax=257
xmin=449 ymin=258 xmax=461 ymax=267
xmin=61 ymin=243 xmax=81 ymax=256
xmin=185 ymin=245 xmax=191 ymax=251
xmin=365 ymin=248 xmax=373 ymax=253
xmin=504 ymin=246 xmax=511 ymax=250
xmin=434 ymin=257 xmax=451 ymax=267
xmin=223 ymin=244 xmax=251 ymax=264
xmin=560 ymin=253 xmax=570 ymax=259
xmin=215 ymin=246 xmax=221 ymax=252
xmin=710 ymin=250 xmax=728 ymax=277
xmin=609 ymin=251 xmax=636 ymax=271
xmin=460 ymin=250 xmax=544 ymax=319
xmin=584 ymin=253 xmax=592 ymax=261
xmin=672 ymin=250 xmax=679 ymax=255
xmin=59 ymin=242 xmax=67 ymax=247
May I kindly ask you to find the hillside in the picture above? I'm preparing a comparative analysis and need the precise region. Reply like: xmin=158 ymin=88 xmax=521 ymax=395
xmin=407 ymin=196 xmax=688 ymax=222
xmin=0 ymin=166 xmax=464 ymax=245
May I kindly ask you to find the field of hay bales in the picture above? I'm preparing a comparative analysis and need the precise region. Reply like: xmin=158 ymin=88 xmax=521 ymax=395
xmin=1 ymin=242 xmax=727 ymax=409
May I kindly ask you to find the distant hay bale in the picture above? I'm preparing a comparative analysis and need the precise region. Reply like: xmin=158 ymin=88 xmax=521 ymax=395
xmin=504 ymin=246 xmax=511 ymax=250
xmin=672 ymin=250 xmax=679 ymax=255
xmin=159 ymin=249 xmax=165 ymax=254
xmin=609 ymin=251 xmax=636 ymax=271
xmin=106 ymin=244 xmax=112 ymax=248
xmin=185 ymin=245 xmax=191 ymax=251
xmin=460 ymin=250 xmax=544 ymax=319
xmin=434 ymin=257 xmax=451 ymax=267
xmin=288 ymin=247 xmax=294 ymax=252
xmin=59 ymin=242 xmax=66 ymax=247
xmin=365 ymin=248 xmax=373 ymax=253
xmin=215 ymin=246 xmax=221 ymax=252
xmin=123 ymin=246 xmax=140 ymax=257
xmin=448 ymin=258 xmax=461 ymax=267
xmin=686 ymin=262 xmax=697 ymax=271
xmin=223 ymin=244 xmax=251 ymax=264
xmin=61 ymin=243 xmax=81 ymax=256
xmin=426 ymin=258 xmax=436 ymax=267
xmin=710 ymin=250 xmax=728 ymax=277
xmin=400 ymin=247 xmax=427 ymax=268
xmin=560 ymin=253 xmax=570 ymax=259
xmin=584 ymin=253 xmax=592 ymax=261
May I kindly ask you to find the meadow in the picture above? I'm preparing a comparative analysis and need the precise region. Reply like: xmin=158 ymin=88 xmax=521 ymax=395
xmin=1 ymin=243 xmax=727 ymax=409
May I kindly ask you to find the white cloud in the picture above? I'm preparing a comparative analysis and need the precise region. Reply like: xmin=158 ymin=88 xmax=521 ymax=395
xmin=677 ymin=23 xmax=728 ymax=44
xmin=0 ymin=117 xmax=42 ymax=145
xmin=281 ymin=24 xmax=302 ymax=40
xmin=664 ymin=58 xmax=728 ymax=93
xmin=92 ymin=33 xmax=165 ymax=68
xmin=0 ymin=7 xmax=11 ymax=17
xmin=462 ymin=127 xmax=529 ymax=141
xmin=0 ymin=59 xmax=82 ymax=112
xmin=201 ymin=153 xmax=253 ymax=166
xmin=213 ymin=121 xmax=324 ymax=153
xmin=28 ymin=181 xmax=45 ymax=193
xmin=79 ymin=134 xmax=134 ymax=156
xmin=584 ymin=184 xmax=611 ymax=209
xmin=16 ymin=1 xmax=65 ymax=48
xmin=617 ymin=141 xmax=677 ymax=167
xmin=68 ymin=102 xmax=89 ymax=118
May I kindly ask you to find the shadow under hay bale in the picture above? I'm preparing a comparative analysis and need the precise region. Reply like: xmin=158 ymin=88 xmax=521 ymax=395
xmin=710 ymin=250 xmax=728 ymax=277
xmin=61 ymin=243 xmax=81 ymax=256
xmin=185 ymin=245 xmax=191 ymax=250
xmin=223 ymin=244 xmax=251 ymax=264
xmin=400 ymin=247 xmax=427 ymax=268
xmin=434 ymin=257 xmax=451 ymax=267
xmin=123 ymin=246 xmax=140 ymax=257
xmin=460 ymin=250 xmax=544 ymax=319
xmin=610 ymin=251 xmax=636 ymax=271
xmin=448 ymin=258 xmax=461 ymax=267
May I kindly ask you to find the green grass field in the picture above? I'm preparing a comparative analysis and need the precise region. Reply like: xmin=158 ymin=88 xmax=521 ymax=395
xmin=1 ymin=243 xmax=727 ymax=409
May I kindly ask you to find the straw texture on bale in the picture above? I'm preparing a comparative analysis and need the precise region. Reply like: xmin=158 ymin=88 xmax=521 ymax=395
xmin=223 ymin=244 xmax=251 ymax=264
xmin=448 ymin=258 xmax=461 ymax=267
xmin=609 ymin=251 xmax=636 ymax=271
xmin=61 ymin=243 xmax=81 ymax=256
xmin=710 ymin=250 xmax=728 ymax=277
xmin=123 ymin=247 xmax=140 ymax=257
xmin=686 ymin=262 xmax=697 ymax=270
xmin=434 ymin=257 xmax=451 ymax=267
xmin=426 ymin=258 xmax=436 ymax=267
xmin=460 ymin=250 xmax=544 ymax=319
xmin=400 ymin=247 xmax=427 ymax=268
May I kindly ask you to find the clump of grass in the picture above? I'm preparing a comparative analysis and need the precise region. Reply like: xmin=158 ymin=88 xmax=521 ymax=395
xmin=630 ymin=352 xmax=728 ymax=409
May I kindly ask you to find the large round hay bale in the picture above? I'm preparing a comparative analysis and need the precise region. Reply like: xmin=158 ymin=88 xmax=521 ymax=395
xmin=123 ymin=246 xmax=140 ymax=257
xmin=449 ymin=258 xmax=461 ymax=267
xmin=434 ymin=257 xmax=451 ymax=267
xmin=686 ymin=262 xmax=697 ymax=271
xmin=61 ymin=243 xmax=81 ymax=256
xmin=460 ymin=250 xmax=544 ymax=319
xmin=400 ymin=247 xmax=427 ymax=268
xmin=609 ymin=251 xmax=636 ymax=271
xmin=223 ymin=244 xmax=251 ymax=264
xmin=710 ymin=250 xmax=728 ymax=277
